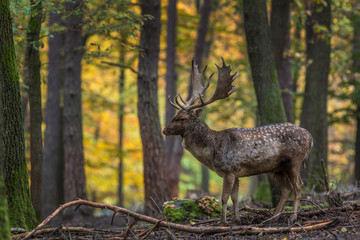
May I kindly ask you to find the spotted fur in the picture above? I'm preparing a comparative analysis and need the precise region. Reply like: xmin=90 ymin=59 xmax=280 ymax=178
xmin=163 ymin=109 xmax=313 ymax=224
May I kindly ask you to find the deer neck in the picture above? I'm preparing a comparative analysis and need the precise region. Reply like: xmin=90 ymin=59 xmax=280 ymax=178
xmin=182 ymin=118 xmax=216 ymax=170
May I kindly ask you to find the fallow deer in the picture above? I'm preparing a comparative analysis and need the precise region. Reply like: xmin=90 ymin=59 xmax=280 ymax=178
xmin=163 ymin=58 xmax=313 ymax=224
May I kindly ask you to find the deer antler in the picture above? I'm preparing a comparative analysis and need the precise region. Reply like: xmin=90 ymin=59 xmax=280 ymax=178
xmin=175 ymin=59 xmax=213 ymax=109
xmin=169 ymin=58 xmax=237 ymax=111
xmin=186 ymin=57 xmax=237 ymax=111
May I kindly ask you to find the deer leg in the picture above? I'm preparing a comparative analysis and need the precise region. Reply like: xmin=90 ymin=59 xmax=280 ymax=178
xmin=288 ymin=171 xmax=303 ymax=223
xmin=273 ymin=172 xmax=292 ymax=219
xmin=231 ymin=178 xmax=240 ymax=221
xmin=220 ymin=174 xmax=235 ymax=225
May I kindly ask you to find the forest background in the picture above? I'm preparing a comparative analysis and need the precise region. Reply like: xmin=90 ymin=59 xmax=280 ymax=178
xmin=3 ymin=0 xmax=360 ymax=225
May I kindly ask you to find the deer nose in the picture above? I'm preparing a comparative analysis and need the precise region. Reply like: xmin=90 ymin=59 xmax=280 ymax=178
xmin=163 ymin=127 xmax=168 ymax=135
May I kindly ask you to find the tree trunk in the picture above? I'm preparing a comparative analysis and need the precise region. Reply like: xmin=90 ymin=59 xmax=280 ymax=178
xmin=118 ymin=35 xmax=126 ymax=207
xmin=0 ymin=0 xmax=37 ymax=229
xmin=270 ymin=0 xmax=293 ymax=123
xmin=0 ymin=175 xmax=11 ymax=239
xmin=25 ymin=0 xmax=43 ymax=220
xmin=42 ymin=10 xmax=65 ymax=219
xmin=352 ymin=12 xmax=360 ymax=182
xmin=300 ymin=0 xmax=331 ymax=188
xmin=243 ymin=0 xmax=287 ymax=206
xmin=138 ymin=0 xmax=169 ymax=216
xmin=63 ymin=0 xmax=87 ymax=204
xmin=165 ymin=0 xmax=183 ymax=198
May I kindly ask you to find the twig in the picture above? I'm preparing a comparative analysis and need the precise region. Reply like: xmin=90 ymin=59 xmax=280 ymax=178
xmin=137 ymin=219 xmax=163 ymax=239
xmin=321 ymin=159 xmax=330 ymax=193
xmin=163 ymin=228 xmax=177 ymax=240
xmin=258 ymin=212 xmax=283 ymax=225
xmin=101 ymin=61 xmax=138 ymax=74
xmin=321 ymin=159 xmax=343 ymax=207
xmin=124 ymin=219 xmax=138 ymax=240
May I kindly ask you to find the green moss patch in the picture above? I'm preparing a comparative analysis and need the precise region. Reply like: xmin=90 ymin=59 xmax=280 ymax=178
xmin=163 ymin=196 xmax=221 ymax=223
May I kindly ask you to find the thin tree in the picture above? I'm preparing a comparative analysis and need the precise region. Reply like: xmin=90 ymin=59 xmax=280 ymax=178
xmin=63 ymin=0 xmax=87 ymax=205
xmin=351 ymin=10 xmax=360 ymax=182
xmin=138 ymin=0 xmax=169 ymax=215
xmin=25 ymin=0 xmax=43 ymax=220
xmin=118 ymin=34 xmax=126 ymax=207
xmin=0 ymin=0 xmax=37 ymax=229
xmin=243 ymin=0 xmax=287 ymax=205
xmin=300 ymin=0 xmax=331 ymax=187
xmin=42 ymin=9 xmax=64 ymax=219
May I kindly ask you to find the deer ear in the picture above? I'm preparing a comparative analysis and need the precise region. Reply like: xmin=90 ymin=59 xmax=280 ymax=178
xmin=194 ymin=108 xmax=203 ymax=117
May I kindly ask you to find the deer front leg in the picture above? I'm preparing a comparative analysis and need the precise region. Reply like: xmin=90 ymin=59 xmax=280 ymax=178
xmin=231 ymin=178 xmax=240 ymax=222
xmin=220 ymin=174 xmax=235 ymax=225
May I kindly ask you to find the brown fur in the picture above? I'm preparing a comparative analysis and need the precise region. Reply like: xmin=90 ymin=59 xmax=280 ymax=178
xmin=163 ymin=109 xmax=313 ymax=224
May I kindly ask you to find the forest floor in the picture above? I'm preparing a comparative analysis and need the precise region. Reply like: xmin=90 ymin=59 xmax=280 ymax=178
xmin=11 ymin=193 xmax=360 ymax=240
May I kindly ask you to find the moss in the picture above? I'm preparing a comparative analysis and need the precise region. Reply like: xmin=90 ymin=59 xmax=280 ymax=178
xmin=6 ymin=164 xmax=37 ymax=229
xmin=253 ymin=182 xmax=271 ymax=203
xmin=163 ymin=196 xmax=222 ymax=223
xmin=0 ymin=176 xmax=11 ymax=240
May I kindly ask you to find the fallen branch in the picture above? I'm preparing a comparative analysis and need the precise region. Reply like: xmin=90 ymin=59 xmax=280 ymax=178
xmin=215 ymin=219 xmax=339 ymax=237
xmin=21 ymin=199 xmax=343 ymax=239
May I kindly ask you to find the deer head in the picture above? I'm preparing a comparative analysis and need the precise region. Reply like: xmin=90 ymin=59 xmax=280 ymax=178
xmin=163 ymin=58 xmax=238 ymax=136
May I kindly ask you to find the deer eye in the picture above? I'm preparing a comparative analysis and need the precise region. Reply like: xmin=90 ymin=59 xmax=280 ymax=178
xmin=179 ymin=118 xmax=186 ymax=121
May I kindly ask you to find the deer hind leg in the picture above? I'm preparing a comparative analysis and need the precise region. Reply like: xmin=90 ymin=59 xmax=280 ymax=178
xmin=273 ymin=172 xmax=292 ymax=219
xmin=287 ymin=169 xmax=303 ymax=222
xmin=220 ymin=174 xmax=235 ymax=225
xmin=231 ymin=178 xmax=240 ymax=221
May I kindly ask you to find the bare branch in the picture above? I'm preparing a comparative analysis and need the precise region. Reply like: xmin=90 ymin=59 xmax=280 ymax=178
xmin=101 ymin=61 xmax=138 ymax=74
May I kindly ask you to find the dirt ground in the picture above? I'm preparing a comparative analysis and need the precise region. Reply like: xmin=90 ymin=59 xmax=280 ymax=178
xmin=12 ymin=197 xmax=360 ymax=240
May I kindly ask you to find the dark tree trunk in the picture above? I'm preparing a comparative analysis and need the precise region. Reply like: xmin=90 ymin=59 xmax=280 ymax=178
xmin=300 ymin=0 xmax=331 ymax=188
xmin=194 ymin=0 xmax=212 ymax=67
xmin=63 ymin=0 xmax=87 ymax=204
xmin=352 ymin=12 xmax=360 ymax=182
xmin=138 ymin=0 xmax=169 ymax=216
xmin=25 ymin=0 xmax=43 ymax=220
xmin=118 ymin=35 xmax=126 ymax=207
xmin=42 ymin=10 xmax=65 ymax=219
xmin=243 ymin=0 xmax=287 ymax=206
xmin=189 ymin=0 xmax=213 ymax=194
xmin=0 ymin=0 xmax=37 ymax=229
xmin=165 ymin=0 xmax=183 ymax=198
xmin=270 ymin=0 xmax=293 ymax=122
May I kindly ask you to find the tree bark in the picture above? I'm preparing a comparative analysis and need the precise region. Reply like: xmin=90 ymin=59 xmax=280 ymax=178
xmin=138 ymin=0 xmax=169 ymax=216
xmin=270 ymin=0 xmax=293 ymax=123
xmin=352 ymin=12 xmax=360 ymax=182
xmin=194 ymin=0 xmax=212 ymax=67
xmin=42 ymin=10 xmax=64 ymax=219
xmin=63 ymin=0 xmax=87 ymax=204
xmin=243 ymin=0 xmax=287 ymax=205
xmin=0 ymin=175 xmax=10 ymax=239
xmin=0 ymin=0 xmax=37 ymax=229
xmin=300 ymin=0 xmax=331 ymax=188
xmin=165 ymin=0 xmax=183 ymax=198
xmin=25 ymin=0 xmax=43 ymax=220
